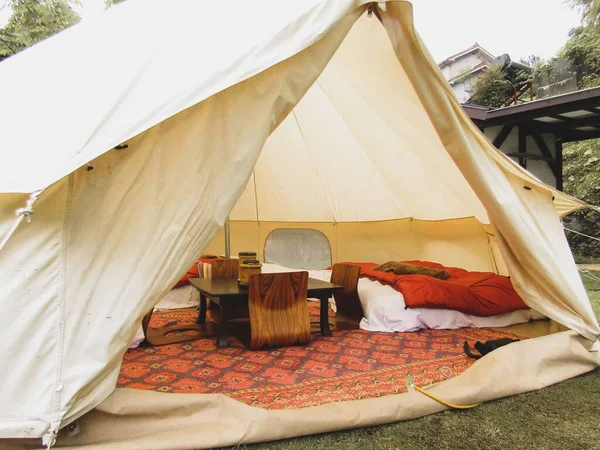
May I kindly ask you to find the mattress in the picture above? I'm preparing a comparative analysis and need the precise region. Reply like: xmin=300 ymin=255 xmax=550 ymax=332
xmin=262 ymin=264 xmax=545 ymax=333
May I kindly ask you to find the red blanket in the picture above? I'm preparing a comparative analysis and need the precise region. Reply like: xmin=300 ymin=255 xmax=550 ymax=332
xmin=342 ymin=261 xmax=528 ymax=317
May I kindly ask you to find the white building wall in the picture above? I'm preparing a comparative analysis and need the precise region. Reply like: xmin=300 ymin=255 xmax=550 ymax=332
xmin=526 ymin=133 xmax=557 ymax=187
xmin=451 ymin=82 xmax=470 ymax=103
xmin=483 ymin=127 xmax=558 ymax=188
xmin=447 ymin=53 xmax=481 ymax=79
xmin=441 ymin=66 xmax=451 ymax=79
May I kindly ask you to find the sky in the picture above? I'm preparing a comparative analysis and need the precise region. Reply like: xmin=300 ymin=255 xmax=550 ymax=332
xmin=0 ymin=0 xmax=584 ymax=63
xmin=409 ymin=0 xmax=581 ymax=63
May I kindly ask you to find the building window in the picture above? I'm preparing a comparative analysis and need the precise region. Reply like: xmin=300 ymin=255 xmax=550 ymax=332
xmin=264 ymin=229 xmax=332 ymax=270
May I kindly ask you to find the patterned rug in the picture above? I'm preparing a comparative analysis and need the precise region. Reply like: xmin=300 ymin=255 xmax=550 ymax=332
xmin=118 ymin=304 xmax=523 ymax=410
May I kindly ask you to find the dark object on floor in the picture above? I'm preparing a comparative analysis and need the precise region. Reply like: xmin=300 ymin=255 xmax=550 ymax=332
xmin=463 ymin=338 xmax=520 ymax=359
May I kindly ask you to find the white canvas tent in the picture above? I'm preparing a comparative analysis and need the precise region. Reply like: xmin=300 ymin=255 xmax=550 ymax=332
xmin=0 ymin=0 xmax=598 ymax=448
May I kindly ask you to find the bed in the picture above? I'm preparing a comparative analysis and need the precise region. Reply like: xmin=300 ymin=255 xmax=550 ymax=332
xmin=260 ymin=262 xmax=545 ymax=333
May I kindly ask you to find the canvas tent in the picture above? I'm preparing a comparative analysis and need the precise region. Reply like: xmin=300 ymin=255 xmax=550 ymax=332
xmin=0 ymin=0 xmax=599 ymax=448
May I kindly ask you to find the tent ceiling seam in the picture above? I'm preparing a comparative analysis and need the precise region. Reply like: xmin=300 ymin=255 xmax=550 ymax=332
xmin=314 ymin=78 xmax=409 ymax=217
xmin=53 ymin=173 xmax=74 ymax=431
xmin=316 ymin=64 xmax=477 ymax=217
xmin=291 ymin=110 xmax=337 ymax=224
xmin=252 ymin=169 xmax=259 ymax=222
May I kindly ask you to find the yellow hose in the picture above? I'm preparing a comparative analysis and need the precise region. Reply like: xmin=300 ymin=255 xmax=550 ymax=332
xmin=406 ymin=375 xmax=480 ymax=410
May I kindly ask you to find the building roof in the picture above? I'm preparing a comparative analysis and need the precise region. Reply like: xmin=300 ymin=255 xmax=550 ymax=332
xmin=464 ymin=86 xmax=600 ymax=142
xmin=438 ymin=42 xmax=496 ymax=68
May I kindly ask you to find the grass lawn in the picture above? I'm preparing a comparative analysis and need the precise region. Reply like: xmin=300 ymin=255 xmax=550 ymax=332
xmin=228 ymin=272 xmax=600 ymax=450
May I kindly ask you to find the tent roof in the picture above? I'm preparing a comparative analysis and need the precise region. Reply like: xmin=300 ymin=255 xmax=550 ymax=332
xmin=229 ymin=12 xmax=488 ymax=223
xmin=0 ymin=0 xmax=588 ymax=221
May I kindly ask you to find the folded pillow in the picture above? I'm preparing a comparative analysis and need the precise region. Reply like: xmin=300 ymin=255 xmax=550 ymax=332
xmin=372 ymin=261 xmax=450 ymax=280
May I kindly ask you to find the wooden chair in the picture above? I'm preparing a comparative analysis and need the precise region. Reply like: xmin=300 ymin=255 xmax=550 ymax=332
xmin=330 ymin=263 xmax=362 ymax=330
xmin=211 ymin=258 xmax=240 ymax=279
xmin=197 ymin=258 xmax=241 ymax=323
xmin=248 ymin=271 xmax=311 ymax=350
xmin=141 ymin=307 xmax=218 ymax=346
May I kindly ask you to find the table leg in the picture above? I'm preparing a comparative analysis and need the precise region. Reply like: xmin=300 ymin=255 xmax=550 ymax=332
xmin=319 ymin=295 xmax=332 ymax=337
xmin=216 ymin=301 xmax=230 ymax=348
xmin=196 ymin=293 xmax=207 ymax=323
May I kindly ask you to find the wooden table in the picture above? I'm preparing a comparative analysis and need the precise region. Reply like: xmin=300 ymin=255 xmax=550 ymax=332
xmin=190 ymin=277 xmax=342 ymax=348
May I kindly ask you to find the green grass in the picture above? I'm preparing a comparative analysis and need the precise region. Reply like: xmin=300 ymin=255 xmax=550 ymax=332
xmin=582 ymin=270 xmax=600 ymax=318
xmin=223 ymin=272 xmax=600 ymax=450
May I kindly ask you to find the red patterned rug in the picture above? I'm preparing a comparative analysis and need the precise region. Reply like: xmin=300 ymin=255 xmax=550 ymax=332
xmin=118 ymin=304 xmax=523 ymax=409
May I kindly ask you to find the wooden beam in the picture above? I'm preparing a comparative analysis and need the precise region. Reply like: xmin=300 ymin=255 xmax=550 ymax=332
xmin=556 ymin=138 xmax=563 ymax=191
xmin=550 ymin=114 xmax=574 ymax=122
xmin=521 ymin=114 xmax=600 ymax=136
xmin=505 ymin=152 xmax=554 ymax=161
xmin=518 ymin=126 xmax=527 ymax=168
xmin=492 ymin=124 xmax=514 ymax=148
xmin=531 ymin=133 xmax=560 ymax=182
xmin=475 ymin=87 xmax=600 ymax=127
xmin=562 ymin=129 xmax=600 ymax=142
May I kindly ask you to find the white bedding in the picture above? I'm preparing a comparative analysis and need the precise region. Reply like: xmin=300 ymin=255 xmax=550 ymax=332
xmin=262 ymin=264 xmax=545 ymax=332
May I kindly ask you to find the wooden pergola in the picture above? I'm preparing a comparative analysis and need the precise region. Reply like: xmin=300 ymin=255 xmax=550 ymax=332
xmin=464 ymin=86 xmax=600 ymax=191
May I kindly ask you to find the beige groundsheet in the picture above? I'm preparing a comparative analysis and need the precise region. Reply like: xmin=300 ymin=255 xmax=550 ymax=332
xmin=5 ymin=326 xmax=598 ymax=450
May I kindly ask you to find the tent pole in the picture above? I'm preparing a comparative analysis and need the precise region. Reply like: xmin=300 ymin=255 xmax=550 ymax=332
xmin=224 ymin=215 xmax=231 ymax=258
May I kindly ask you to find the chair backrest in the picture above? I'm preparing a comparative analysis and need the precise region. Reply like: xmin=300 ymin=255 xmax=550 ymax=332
xmin=330 ymin=263 xmax=362 ymax=319
xmin=248 ymin=271 xmax=311 ymax=349
xmin=211 ymin=258 xmax=239 ymax=279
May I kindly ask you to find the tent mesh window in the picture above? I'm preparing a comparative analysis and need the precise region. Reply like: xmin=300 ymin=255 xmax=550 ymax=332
xmin=264 ymin=229 xmax=331 ymax=270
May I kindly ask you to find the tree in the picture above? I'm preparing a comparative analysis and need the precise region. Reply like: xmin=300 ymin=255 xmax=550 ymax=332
xmin=466 ymin=65 xmax=532 ymax=108
xmin=563 ymin=139 xmax=600 ymax=262
xmin=560 ymin=25 xmax=600 ymax=89
xmin=466 ymin=66 xmax=513 ymax=108
xmin=0 ymin=0 xmax=80 ymax=57
xmin=104 ymin=0 xmax=126 ymax=7
xmin=569 ymin=0 xmax=600 ymax=28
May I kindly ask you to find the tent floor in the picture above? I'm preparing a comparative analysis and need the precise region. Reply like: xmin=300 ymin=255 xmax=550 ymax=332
xmin=119 ymin=305 xmax=525 ymax=410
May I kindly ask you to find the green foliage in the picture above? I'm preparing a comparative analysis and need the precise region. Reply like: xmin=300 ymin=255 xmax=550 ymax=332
xmin=104 ymin=0 xmax=126 ymax=7
xmin=465 ymin=65 xmax=513 ymax=108
xmin=531 ymin=15 xmax=600 ymax=93
xmin=0 ymin=0 xmax=80 ymax=57
xmin=561 ymin=25 xmax=600 ymax=89
xmin=520 ymin=54 xmax=543 ymax=67
xmin=466 ymin=64 xmax=532 ymax=108
xmin=563 ymin=139 xmax=600 ymax=261
xmin=569 ymin=0 xmax=600 ymax=28
xmin=563 ymin=140 xmax=600 ymax=205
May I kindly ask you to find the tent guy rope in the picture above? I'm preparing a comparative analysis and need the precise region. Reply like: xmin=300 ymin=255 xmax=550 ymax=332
xmin=564 ymin=226 xmax=600 ymax=243
xmin=0 ymin=189 xmax=44 ymax=253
